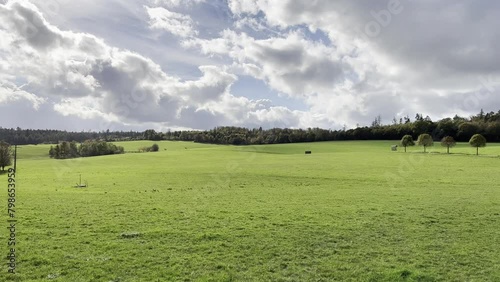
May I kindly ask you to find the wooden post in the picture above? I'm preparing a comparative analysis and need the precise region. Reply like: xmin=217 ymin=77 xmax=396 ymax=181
xmin=13 ymin=145 xmax=17 ymax=173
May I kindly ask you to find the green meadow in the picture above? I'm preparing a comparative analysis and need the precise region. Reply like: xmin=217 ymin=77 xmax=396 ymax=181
xmin=1 ymin=140 xmax=500 ymax=281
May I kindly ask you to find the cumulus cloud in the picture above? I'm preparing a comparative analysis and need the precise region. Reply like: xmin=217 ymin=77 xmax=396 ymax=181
xmin=191 ymin=0 xmax=500 ymax=126
xmin=0 ymin=0 xmax=304 ymax=130
xmin=3 ymin=0 xmax=500 ymax=131
xmin=228 ymin=0 xmax=259 ymax=16
xmin=0 ymin=82 xmax=45 ymax=109
xmin=145 ymin=6 xmax=197 ymax=38
xmin=173 ymin=65 xmax=237 ymax=104
xmin=184 ymin=30 xmax=350 ymax=98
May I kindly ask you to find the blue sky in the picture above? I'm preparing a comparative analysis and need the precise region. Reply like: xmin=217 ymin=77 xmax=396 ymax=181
xmin=1 ymin=0 xmax=500 ymax=131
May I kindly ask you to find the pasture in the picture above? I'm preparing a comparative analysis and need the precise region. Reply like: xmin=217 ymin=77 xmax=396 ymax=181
xmin=1 ymin=140 xmax=500 ymax=281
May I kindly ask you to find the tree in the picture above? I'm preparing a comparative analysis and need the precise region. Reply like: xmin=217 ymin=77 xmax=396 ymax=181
xmin=404 ymin=115 xmax=411 ymax=124
xmin=144 ymin=129 xmax=162 ymax=141
xmin=469 ymin=134 xmax=486 ymax=155
xmin=400 ymin=135 xmax=415 ymax=152
xmin=412 ymin=119 xmax=434 ymax=135
xmin=0 ymin=141 xmax=12 ymax=171
xmin=417 ymin=133 xmax=433 ymax=153
xmin=54 ymin=144 xmax=60 ymax=158
xmin=49 ymin=146 xmax=55 ymax=158
xmin=371 ymin=115 xmax=382 ymax=127
xmin=69 ymin=141 xmax=79 ymax=158
xmin=435 ymin=118 xmax=456 ymax=139
xmin=440 ymin=136 xmax=456 ymax=154
xmin=457 ymin=122 xmax=478 ymax=141
xmin=60 ymin=141 xmax=70 ymax=159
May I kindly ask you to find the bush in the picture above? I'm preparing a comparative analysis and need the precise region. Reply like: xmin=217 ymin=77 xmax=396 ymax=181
xmin=151 ymin=144 xmax=159 ymax=152
xmin=139 ymin=144 xmax=160 ymax=152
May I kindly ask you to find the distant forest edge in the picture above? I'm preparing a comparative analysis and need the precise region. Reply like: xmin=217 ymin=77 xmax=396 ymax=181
xmin=2 ymin=110 xmax=500 ymax=145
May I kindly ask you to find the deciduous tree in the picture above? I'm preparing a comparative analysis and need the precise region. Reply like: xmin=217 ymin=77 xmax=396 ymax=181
xmin=400 ymin=135 xmax=415 ymax=152
xmin=469 ymin=134 xmax=486 ymax=155
xmin=440 ymin=136 xmax=456 ymax=154
xmin=417 ymin=133 xmax=433 ymax=153
xmin=0 ymin=141 xmax=12 ymax=171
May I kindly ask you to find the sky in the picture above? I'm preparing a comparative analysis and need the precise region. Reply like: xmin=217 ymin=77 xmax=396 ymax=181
xmin=1 ymin=0 xmax=500 ymax=132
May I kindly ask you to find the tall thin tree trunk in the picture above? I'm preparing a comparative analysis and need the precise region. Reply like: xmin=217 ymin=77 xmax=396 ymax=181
xmin=405 ymin=146 xmax=407 ymax=152
xmin=477 ymin=147 xmax=479 ymax=155
xmin=447 ymin=146 xmax=449 ymax=154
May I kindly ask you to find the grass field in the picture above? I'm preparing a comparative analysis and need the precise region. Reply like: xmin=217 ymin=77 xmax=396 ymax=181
xmin=1 ymin=140 xmax=500 ymax=281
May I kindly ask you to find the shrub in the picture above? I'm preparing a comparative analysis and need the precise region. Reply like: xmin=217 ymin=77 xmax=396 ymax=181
xmin=151 ymin=144 xmax=159 ymax=152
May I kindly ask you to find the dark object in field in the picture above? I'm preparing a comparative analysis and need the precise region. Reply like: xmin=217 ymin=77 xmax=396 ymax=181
xmin=120 ymin=232 xmax=141 ymax=239
xmin=391 ymin=145 xmax=398 ymax=151
xmin=74 ymin=174 xmax=88 ymax=188
xmin=305 ymin=151 xmax=312 ymax=154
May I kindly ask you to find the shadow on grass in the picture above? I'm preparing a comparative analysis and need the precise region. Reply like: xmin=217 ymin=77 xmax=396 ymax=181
xmin=399 ymin=151 xmax=500 ymax=158
xmin=435 ymin=152 xmax=499 ymax=158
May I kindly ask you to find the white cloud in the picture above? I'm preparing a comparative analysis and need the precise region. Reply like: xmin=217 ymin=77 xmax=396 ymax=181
xmin=228 ymin=0 xmax=259 ymax=16
xmin=173 ymin=65 xmax=237 ymax=104
xmin=184 ymin=30 xmax=350 ymax=98
xmin=186 ymin=0 xmax=500 ymax=127
xmin=3 ymin=0 xmax=500 ymax=131
xmin=145 ymin=6 xmax=197 ymax=38
xmin=0 ymin=82 xmax=45 ymax=109
xmin=0 ymin=0 xmax=302 ymax=130
xmin=53 ymin=96 xmax=109 ymax=120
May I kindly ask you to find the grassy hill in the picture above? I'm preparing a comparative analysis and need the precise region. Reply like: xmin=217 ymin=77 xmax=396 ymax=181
xmin=1 ymin=141 xmax=500 ymax=281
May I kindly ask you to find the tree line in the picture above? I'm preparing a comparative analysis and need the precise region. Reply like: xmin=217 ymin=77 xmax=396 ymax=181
xmin=49 ymin=140 xmax=124 ymax=159
xmin=0 ymin=128 xmax=144 ymax=145
xmin=1 ymin=109 xmax=500 ymax=146
xmin=173 ymin=115 xmax=493 ymax=146
xmin=161 ymin=110 xmax=500 ymax=145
